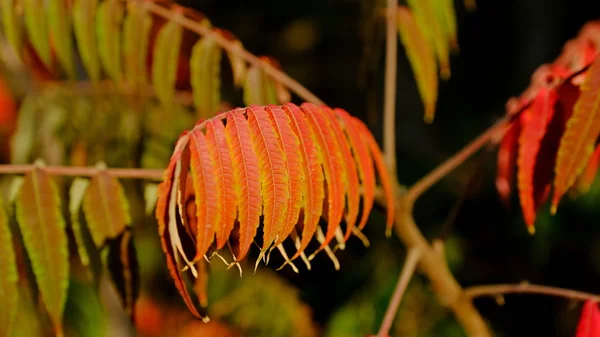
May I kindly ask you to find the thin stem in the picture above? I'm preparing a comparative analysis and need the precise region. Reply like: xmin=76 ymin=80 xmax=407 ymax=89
xmin=465 ymin=283 xmax=600 ymax=302
xmin=383 ymin=1 xmax=398 ymax=174
xmin=0 ymin=164 xmax=164 ymax=181
xmin=405 ymin=117 xmax=508 ymax=206
xmin=138 ymin=0 xmax=325 ymax=106
xmin=377 ymin=248 xmax=422 ymax=337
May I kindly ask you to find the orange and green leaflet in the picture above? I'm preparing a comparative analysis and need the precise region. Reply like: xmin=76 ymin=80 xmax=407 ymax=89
xmin=156 ymin=103 xmax=395 ymax=317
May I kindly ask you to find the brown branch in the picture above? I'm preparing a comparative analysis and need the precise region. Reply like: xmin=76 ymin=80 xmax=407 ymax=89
xmin=392 ymin=198 xmax=493 ymax=337
xmin=0 ymin=164 xmax=164 ymax=181
xmin=137 ymin=0 xmax=325 ymax=106
xmin=465 ymin=283 xmax=600 ymax=302
xmin=383 ymin=1 xmax=398 ymax=174
xmin=376 ymin=248 xmax=421 ymax=337
xmin=404 ymin=117 xmax=509 ymax=206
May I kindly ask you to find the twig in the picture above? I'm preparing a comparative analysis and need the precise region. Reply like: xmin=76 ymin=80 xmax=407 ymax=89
xmin=137 ymin=0 xmax=325 ymax=106
xmin=376 ymin=248 xmax=421 ymax=337
xmin=0 ymin=164 xmax=164 ymax=181
xmin=465 ymin=283 xmax=600 ymax=302
xmin=404 ymin=117 xmax=508 ymax=206
xmin=392 ymin=206 xmax=493 ymax=337
xmin=383 ymin=1 xmax=398 ymax=174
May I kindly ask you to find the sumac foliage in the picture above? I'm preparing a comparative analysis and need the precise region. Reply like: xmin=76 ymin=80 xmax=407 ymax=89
xmin=1 ymin=0 xmax=290 ymax=118
xmin=156 ymin=102 xmax=394 ymax=319
xmin=576 ymin=301 xmax=600 ymax=337
xmin=496 ymin=21 xmax=600 ymax=231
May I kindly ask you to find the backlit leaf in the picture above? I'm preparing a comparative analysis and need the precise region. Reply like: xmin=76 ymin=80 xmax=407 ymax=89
xmin=48 ymin=0 xmax=76 ymax=78
xmin=282 ymin=103 xmax=324 ymax=261
xmin=23 ymin=0 xmax=51 ymax=67
xmin=189 ymin=128 xmax=218 ymax=261
xmin=2 ymin=0 xmax=23 ymax=60
xmin=155 ymin=135 xmax=206 ymax=320
xmin=576 ymin=144 xmax=600 ymax=193
xmin=496 ymin=120 xmax=521 ymax=206
xmin=15 ymin=163 xmax=68 ymax=336
xmin=517 ymin=88 xmax=557 ymax=229
xmin=0 ymin=194 xmax=18 ymax=335
xmin=552 ymin=56 xmax=600 ymax=212
xmin=302 ymin=103 xmax=345 ymax=250
xmin=97 ymin=0 xmax=124 ymax=82
xmin=123 ymin=5 xmax=152 ymax=87
xmin=191 ymin=36 xmax=222 ymax=119
xmin=432 ymin=0 xmax=458 ymax=50
xmin=406 ymin=0 xmax=451 ymax=79
xmin=69 ymin=177 xmax=91 ymax=267
xmin=397 ymin=6 xmax=438 ymax=123
xmin=205 ymin=119 xmax=236 ymax=250
xmin=243 ymin=64 xmax=279 ymax=106
xmin=215 ymin=29 xmax=247 ymax=86
xmin=247 ymin=105 xmax=289 ymax=257
xmin=152 ymin=19 xmax=183 ymax=106
xmin=83 ymin=167 xmax=131 ymax=247
xmin=225 ymin=110 xmax=261 ymax=261
xmin=575 ymin=300 xmax=600 ymax=337
xmin=73 ymin=0 xmax=101 ymax=81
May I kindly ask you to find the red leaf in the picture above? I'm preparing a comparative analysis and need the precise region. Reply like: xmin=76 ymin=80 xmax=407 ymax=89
xmin=575 ymin=300 xmax=600 ymax=337
xmin=517 ymin=88 xmax=557 ymax=230
xmin=496 ymin=119 xmax=521 ymax=207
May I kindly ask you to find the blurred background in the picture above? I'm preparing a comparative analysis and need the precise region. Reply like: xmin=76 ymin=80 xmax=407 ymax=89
xmin=2 ymin=0 xmax=600 ymax=336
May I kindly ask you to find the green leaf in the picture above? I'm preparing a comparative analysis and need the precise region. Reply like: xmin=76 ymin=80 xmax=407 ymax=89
xmin=82 ymin=166 xmax=130 ymax=247
xmin=152 ymin=20 xmax=183 ymax=106
xmin=23 ymin=0 xmax=51 ymax=67
xmin=432 ymin=0 xmax=458 ymax=50
xmin=243 ymin=64 xmax=278 ymax=106
xmin=73 ymin=0 xmax=101 ymax=82
xmin=15 ymin=163 xmax=68 ymax=336
xmin=48 ymin=0 xmax=76 ymax=78
xmin=0 ymin=194 xmax=18 ymax=335
xmin=70 ymin=177 xmax=91 ymax=267
xmin=10 ymin=94 xmax=37 ymax=164
xmin=406 ymin=0 xmax=451 ymax=78
xmin=96 ymin=0 xmax=124 ymax=82
xmin=215 ymin=29 xmax=247 ymax=86
xmin=397 ymin=7 xmax=438 ymax=123
xmin=144 ymin=182 xmax=158 ymax=215
xmin=1 ymin=0 xmax=23 ymax=60
xmin=123 ymin=5 xmax=152 ymax=87
xmin=191 ymin=36 xmax=222 ymax=119
xmin=63 ymin=279 xmax=107 ymax=337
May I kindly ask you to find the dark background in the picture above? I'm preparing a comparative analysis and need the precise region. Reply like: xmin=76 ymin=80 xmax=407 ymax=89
xmin=175 ymin=1 xmax=600 ymax=336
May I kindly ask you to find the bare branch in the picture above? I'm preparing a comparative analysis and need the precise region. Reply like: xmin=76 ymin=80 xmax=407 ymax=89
xmin=383 ymin=1 xmax=398 ymax=174
xmin=0 ymin=164 xmax=163 ymax=181
xmin=137 ymin=0 xmax=325 ymax=106
xmin=376 ymin=248 xmax=421 ymax=337
xmin=465 ymin=283 xmax=600 ymax=302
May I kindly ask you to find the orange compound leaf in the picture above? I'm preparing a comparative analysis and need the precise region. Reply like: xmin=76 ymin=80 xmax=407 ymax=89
xmin=575 ymin=300 xmax=600 ymax=337
xmin=552 ymin=56 xmax=600 ymax=213
xmin=352 ymin=117 xmax=395 ymax=235
xmin=205 ymin=119 xmax=237 ymax=250
xmin=496 ymin=119 xmax=521 ymax=207
xmin=224 ymin=109 xmax=261 ymax=261
xmin=189 ymin=128 xmax=218 ymax=261
xmin=517 ymin=88 xmax=557 ymax=230
xmin=334 ymin=108 xmax=376 ymax=232
xmin=282 ymin=103 xmax=324 ymax=260
xmin=267 ymin=105 xmax=304 ymax=247
xmin=155 ymin=134 xmax=205 ymax=321
xmin=246 ymin=105 xmax=290 ymax=256
xmin=301 ymin=103 xmax=345 ymax=249
xmin=576 ymin=144 xmax=600 ymax=193
xmin=325 ymin=107 xmax=360 ymax=242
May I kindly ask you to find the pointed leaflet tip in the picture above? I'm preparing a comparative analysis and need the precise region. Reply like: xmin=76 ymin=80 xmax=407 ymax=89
xmin=527 ymin=225 xmax=535 ymax=235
